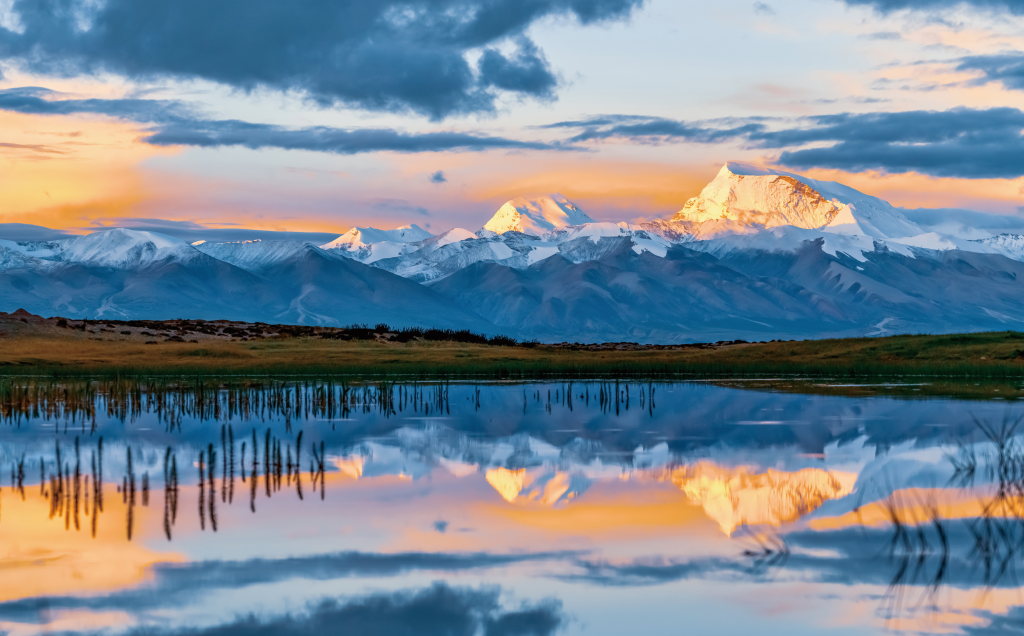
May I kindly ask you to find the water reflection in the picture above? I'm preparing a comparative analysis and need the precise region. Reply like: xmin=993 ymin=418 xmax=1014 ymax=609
xmin=0 ymin=379 xmax=1023 ymax=634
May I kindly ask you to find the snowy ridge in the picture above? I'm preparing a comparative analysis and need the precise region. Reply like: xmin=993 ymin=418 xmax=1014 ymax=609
xmin=320 ymin=224 xmax=433 ymax=263
xmin=52 ymin=229 xmax=203 ymax=269
xmin=4 ymin=163 xmax=1024 ymax=342
xmin=194 ymin=239 xmax=323 ymax=273
xmin=0 ymin=244 xmax=48 ymax=271
xmin=482 ymin=194 xmax=594 ymax=234
xmin=304 ymin=171 xmax=1024 ymax=283
xmin=322 ymin=224 xmax=432 ymax=249
xmin=972 ymin=233 xmax=1024 ymax=262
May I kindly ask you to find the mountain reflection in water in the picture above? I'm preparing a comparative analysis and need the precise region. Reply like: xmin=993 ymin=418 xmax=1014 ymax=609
xmin=0 ymin=378 xmax=1022 ymax=635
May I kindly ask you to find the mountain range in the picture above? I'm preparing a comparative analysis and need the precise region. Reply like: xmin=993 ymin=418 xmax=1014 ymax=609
xmin=2 ymin=162 xmax=1023 ymax=342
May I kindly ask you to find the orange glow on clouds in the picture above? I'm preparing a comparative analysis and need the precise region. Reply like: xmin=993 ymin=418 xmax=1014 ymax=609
xmin=3 ymin=102 xmax=1021 ymax=236
xmin=0 ymin=111 xmax=176 ymax=231
xmin=796 ymin=167 xmax=1024 ymax=214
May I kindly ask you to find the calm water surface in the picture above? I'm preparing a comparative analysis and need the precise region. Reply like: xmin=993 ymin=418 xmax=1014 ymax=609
xmin=1 ymin=379 xmax=1023 ymax=635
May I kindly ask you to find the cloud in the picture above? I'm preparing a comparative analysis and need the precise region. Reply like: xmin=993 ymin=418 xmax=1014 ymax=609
xmin=0 ymin=223 xmax=72 ymax=241
xmin=549 ymin=108 xmax=1024 ymax=179
xmin=859 ymin=31 xmax=902 ymax=40
xmin=74 ymin=219 xmax=342 ymax=245
xmin=752 ymin=2 xmax=776 ymax=15
xmin=840 ymin=0 xmax=1024 ymax=14
xmin=0 ymin=0 xmax=646 ymax=120
xmin=478 ymin=38 xmax=558 ymax=98
xmin=0 ymin=141 xmax=63 ymax=152
xmin=116 ymin=583 xmax=565 ymax=636
xmin=142 ymin=120 xmax=563 ymax=155
xmin=430 ymin=171 xmax=448 ymax=184
xmin=901 ymin=207 xmax=1024 ymax=238
xmin=770 ymin=108 xmax=1024 ymax=178
xmin=370 ymin=198 xmax=431 ymax=216
xmin=0 ymin=86 xmax=191 ymax=121
xmin=957 ymin=53 xmax=1024 ymax=91
xmin=543 ymin=114 xmax=766 ymax=144
xmin=0 ymin=88 xmax=564 ymax=155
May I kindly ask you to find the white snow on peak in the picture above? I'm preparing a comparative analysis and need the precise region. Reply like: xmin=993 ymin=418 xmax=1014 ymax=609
xmin=321 ymin=224 xmax=433 ymax=251
xmin=430 ymin=228 xmax=477 ymax=249
xmin=320 ymin=224 xmax=433 ymax=264
xmin=193 ymin=239 xmax=316 ymax=272
xmin=55 ymin=228 xmax=198 ymax=268
xmin=482 ymin=194 xmax=594 ymax=235
xmin=674 ymin=162 xmax=923 ymax=240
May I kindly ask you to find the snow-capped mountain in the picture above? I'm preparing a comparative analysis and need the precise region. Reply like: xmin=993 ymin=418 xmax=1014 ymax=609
xmin=673 ymin=163 xmax=923 ymax=240
xmin=320 ymin=224 xmax=433 ymax=263
xmin=193 ymin=239 xmax=315 ymax=273
xmin=1 ymin=228 xmax=205 ymax=270
xmin=0 ymin=229 xmax=493 ymax=329
xmin=368 ymin=222 xmax=672 ymax=283
xmin=3 ymin=164 xmax=1024 ymax=341
xmin=482 ymin=194 xmax=594 ymax=234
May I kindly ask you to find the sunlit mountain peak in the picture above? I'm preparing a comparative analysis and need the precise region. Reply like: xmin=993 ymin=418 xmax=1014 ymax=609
xmin=671 ymin=162 xmax=922 ymax=240
xmin=482 ymin=194 xmax=594 ymax=235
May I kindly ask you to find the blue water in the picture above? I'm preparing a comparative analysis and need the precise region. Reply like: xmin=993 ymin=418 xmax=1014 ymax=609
xmin=0 ymin=379 xmax=1021 ymax=635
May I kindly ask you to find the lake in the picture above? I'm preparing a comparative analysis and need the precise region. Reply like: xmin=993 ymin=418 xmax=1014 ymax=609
xmin=1 ymin=377 xmax=1022 ymax=635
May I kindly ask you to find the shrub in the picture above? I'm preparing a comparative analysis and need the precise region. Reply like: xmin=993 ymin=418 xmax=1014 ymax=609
xmin=487 ymin=335 xmax=518 ymax=347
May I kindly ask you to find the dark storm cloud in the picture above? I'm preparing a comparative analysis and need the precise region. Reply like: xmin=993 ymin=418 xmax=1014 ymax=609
xmin=957 ymin=53 xmax=1024 ymax=91
xmin=478 ymin=39 xmax=559 ymax=97
xmin=113 ymin=583 xmax=564 ymax=636
xmin=550 ymin=107 xmax=1024 ymax=178
xmin=841 ymin=0 xmax=1024 ymax=14
xmin=0 ymin=0 xmax=645 ymax=120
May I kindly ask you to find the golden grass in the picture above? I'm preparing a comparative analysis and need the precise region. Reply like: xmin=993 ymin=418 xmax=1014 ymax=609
xmin=1 ymin=329 xmax=1023 ymax=379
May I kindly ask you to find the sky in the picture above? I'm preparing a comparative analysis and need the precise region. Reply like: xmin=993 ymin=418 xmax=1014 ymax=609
xmin=1 ymin=0 xmax=1023 ymax=241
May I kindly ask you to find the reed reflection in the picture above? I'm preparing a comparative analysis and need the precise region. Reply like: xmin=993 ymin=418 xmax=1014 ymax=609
xmin=0 ymin=378 xmax=664 ymax=432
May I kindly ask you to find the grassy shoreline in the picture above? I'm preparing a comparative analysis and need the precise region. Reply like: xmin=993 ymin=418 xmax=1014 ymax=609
xmin=2 ymin=328 xmax=1024 ymax=380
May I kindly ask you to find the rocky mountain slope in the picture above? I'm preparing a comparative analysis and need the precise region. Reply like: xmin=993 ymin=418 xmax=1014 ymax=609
xmin=0 ymin=230 xmax=492 ymax=330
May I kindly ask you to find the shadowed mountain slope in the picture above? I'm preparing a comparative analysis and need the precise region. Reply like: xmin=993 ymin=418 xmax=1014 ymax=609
xmin=428 ymin=237 xmax=1024 ymax=343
